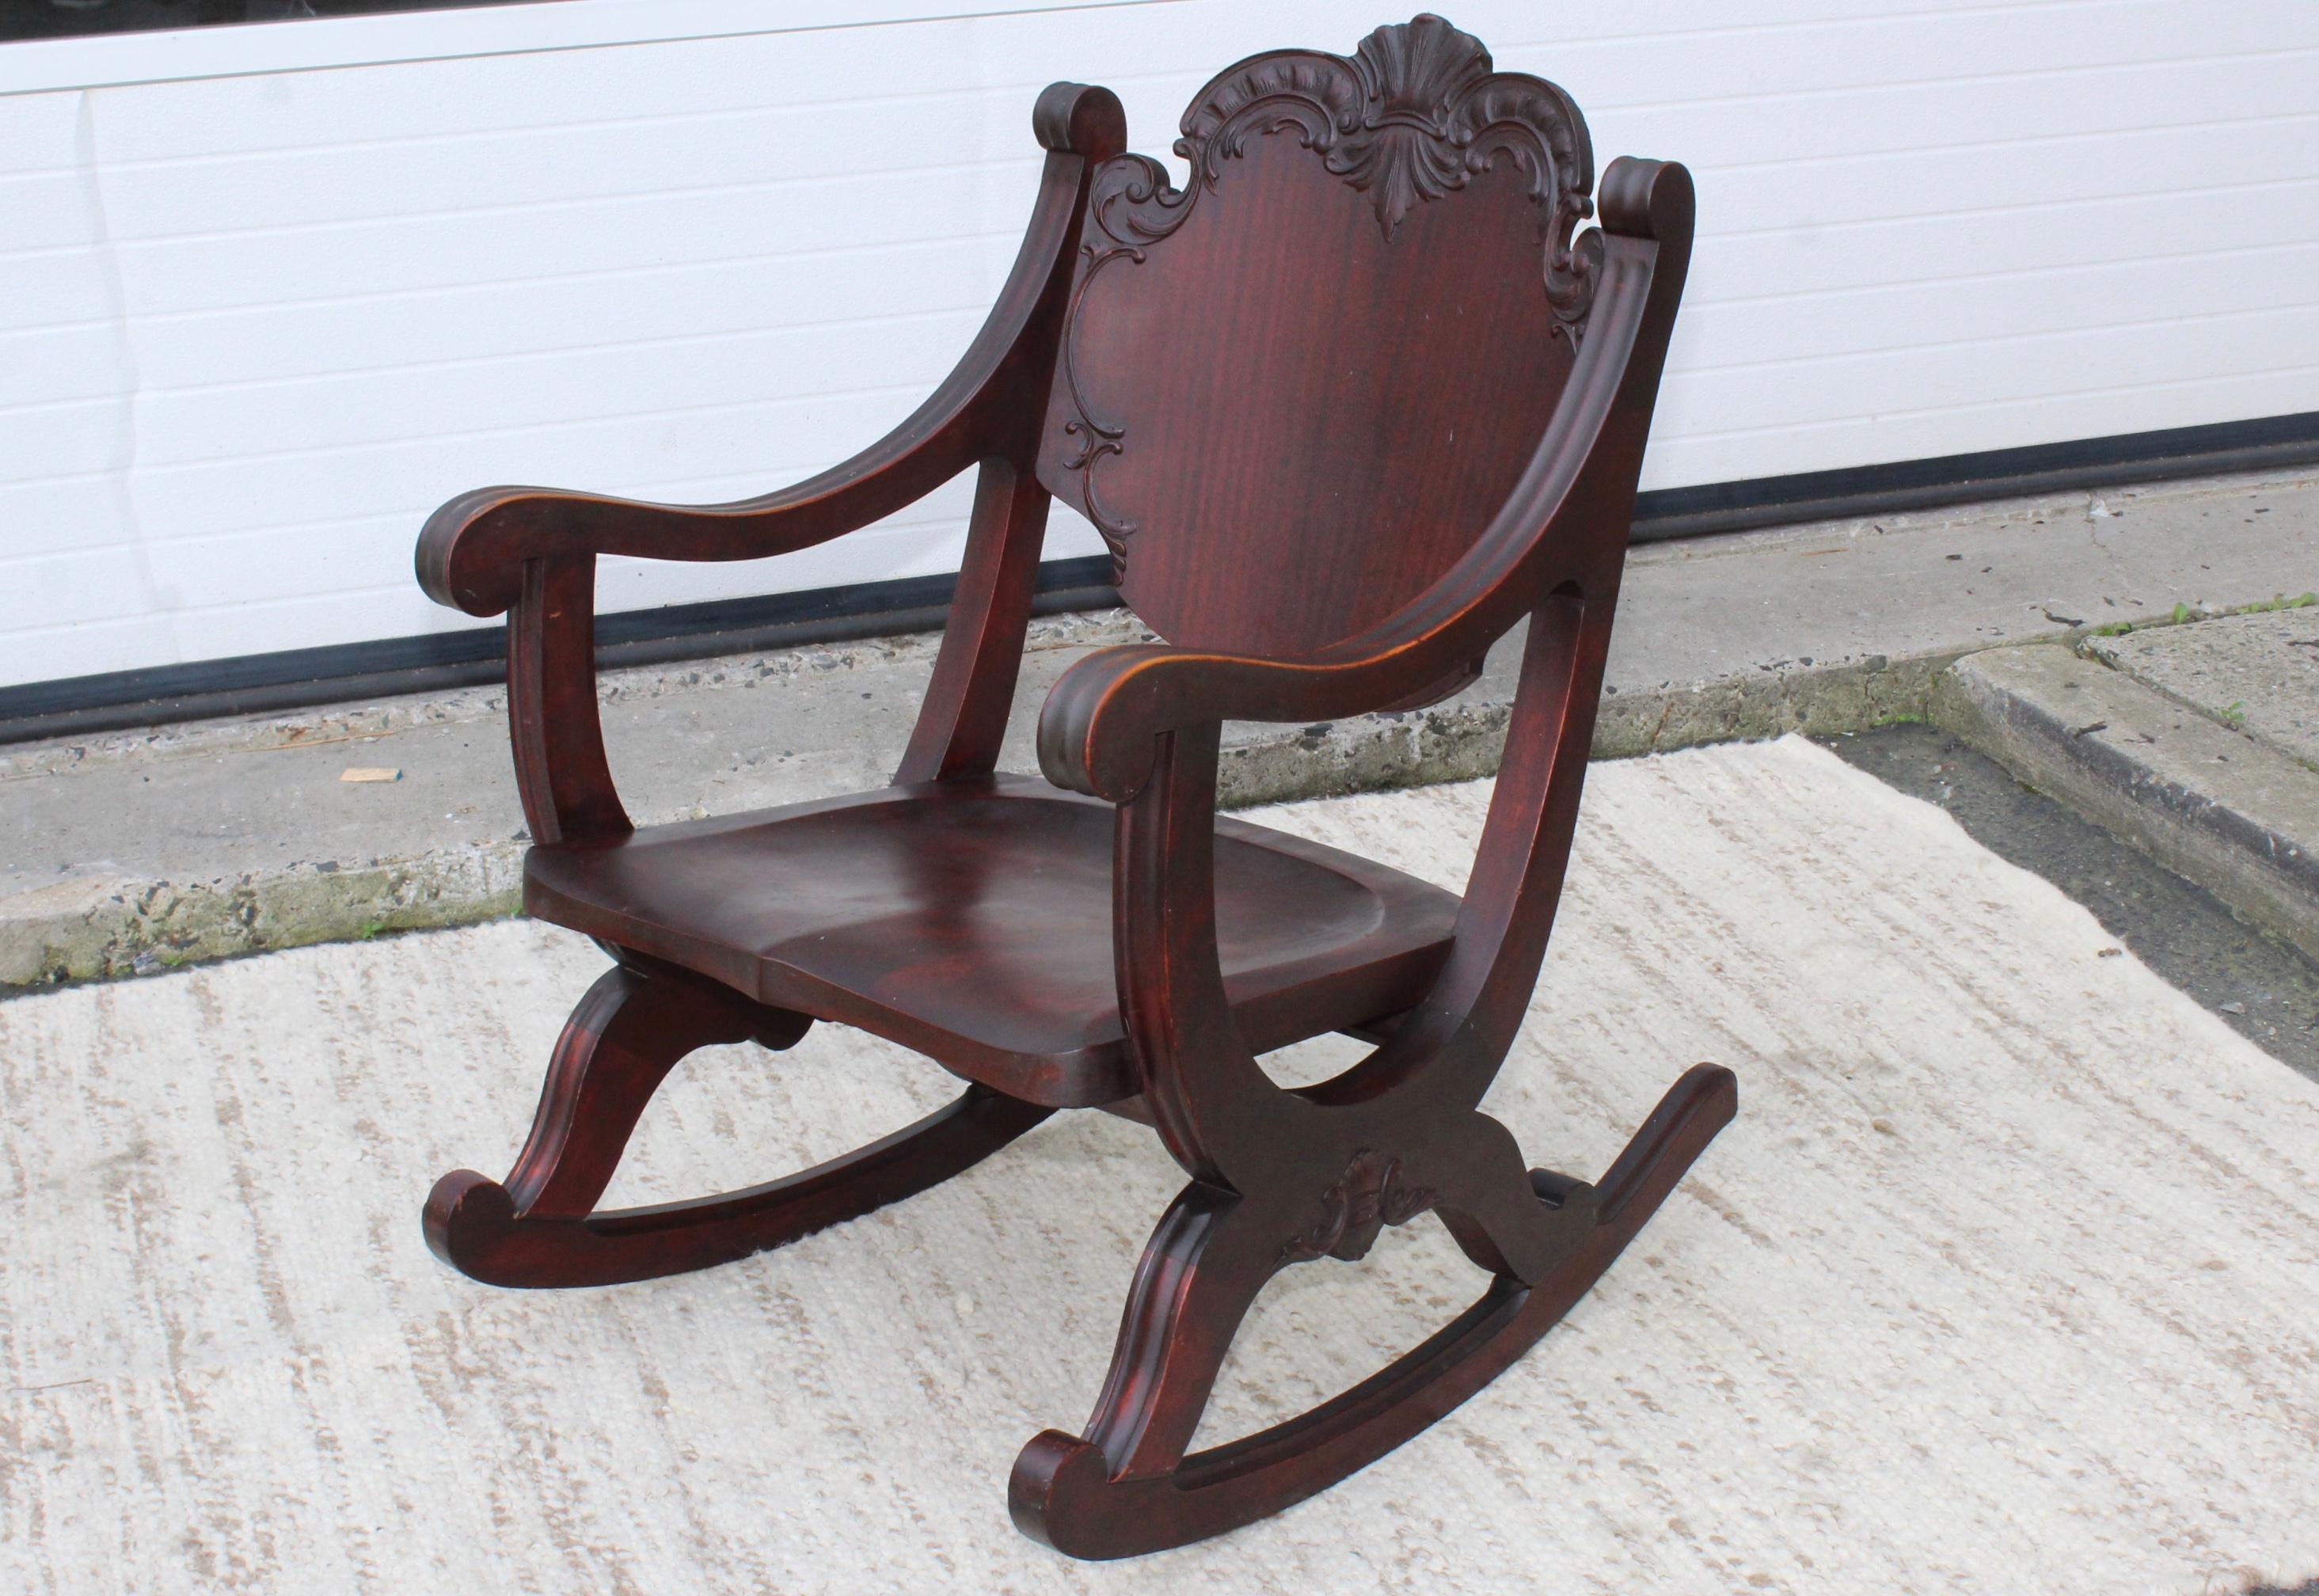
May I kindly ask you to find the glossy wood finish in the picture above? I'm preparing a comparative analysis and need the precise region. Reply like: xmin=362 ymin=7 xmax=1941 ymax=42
xmin=423 ymin=954 xmax=1054 ymax=1287
xmin=521 ymin=777 xmax=1461 ymax=1108
xmin=414 ymin=16 xmax=1722 ymax=1559
xmin=892 ymin=458 xmax=1054 ymax=784
xmin=1038 ymin=22 xmax=1593 ymax=653
xmin=413 ymin=82 xmax=1123 ymax=625
xmin=508 ymin=553 xmax=629 ymax=846
xmin=1013 ymin=1064 xmax=1736 ymax=1558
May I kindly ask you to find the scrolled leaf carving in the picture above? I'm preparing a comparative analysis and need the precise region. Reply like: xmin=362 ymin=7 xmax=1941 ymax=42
xmin=1177 ymin=14 xmax=1596 ymax=306
xmin=1280 ymin=1147 xmax=1438 ymax=1265
xmin=1053 ymin=14 xmax=1599 ymax=576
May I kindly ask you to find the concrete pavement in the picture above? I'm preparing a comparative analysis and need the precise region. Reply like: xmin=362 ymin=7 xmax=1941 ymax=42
xmin=1826 ymin=722 xmax=2319 ymax=1079
xmin=1932 ymin=599 xmax=2319 ymax=963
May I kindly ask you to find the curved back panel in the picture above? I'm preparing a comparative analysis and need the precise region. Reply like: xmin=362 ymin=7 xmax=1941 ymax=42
xmin=1037 ymin=16 xmax=1599 ymax=657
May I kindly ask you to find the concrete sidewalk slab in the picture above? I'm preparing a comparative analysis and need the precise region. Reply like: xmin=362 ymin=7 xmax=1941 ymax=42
xmin=1826 ymin=724 xmax=2319 ymax=1079
xmin=2085 ymin=602 xmax=2319 ymax=771
xmin=4 ymin=467 xmax=2313 ymax=988
xmin=1933 ymin=643 xmax=2319 ymax=963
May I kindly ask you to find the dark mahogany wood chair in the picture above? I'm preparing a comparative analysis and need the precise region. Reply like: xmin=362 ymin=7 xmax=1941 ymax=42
xmin=416 ymin=13 xmax=1732 ymax=1558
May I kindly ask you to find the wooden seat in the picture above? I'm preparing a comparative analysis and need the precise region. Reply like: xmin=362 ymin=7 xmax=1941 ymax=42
xmin=523 ymin=776 xmax=1458 ymax=1107
xmin=413 ymin=13 xmax=1734 ymax=1560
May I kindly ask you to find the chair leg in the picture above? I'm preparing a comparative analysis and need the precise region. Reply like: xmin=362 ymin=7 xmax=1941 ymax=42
xmin=424 ymin=957 xmax=1051 ymax=1288
xmin=1009 ymin=1063 xmax=1736 ymax=1560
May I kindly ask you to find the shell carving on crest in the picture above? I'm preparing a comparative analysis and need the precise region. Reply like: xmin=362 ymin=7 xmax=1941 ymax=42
xmin=1054 ymin=15 xmax=1600 ymax=576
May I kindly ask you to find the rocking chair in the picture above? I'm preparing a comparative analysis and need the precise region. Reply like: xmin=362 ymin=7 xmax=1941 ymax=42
xmin=416 ymin=13 xmax=1732 ymax=1558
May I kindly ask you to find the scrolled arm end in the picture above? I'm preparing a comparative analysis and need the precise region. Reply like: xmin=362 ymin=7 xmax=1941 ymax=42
xmin=1037 ymin=644 xmax=1178 ymax=803
xmin=1033 ymin=82 xmax=1127 ymax=163
xmin=1037 ymin=637 xmax=1466 ymax=805
xmin=415 ymin=486 xmax=579 ymax=618
xmin=1598 ymin=157 xmax=1694 ymax=245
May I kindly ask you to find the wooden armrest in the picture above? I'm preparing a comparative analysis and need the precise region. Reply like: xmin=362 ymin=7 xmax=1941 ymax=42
xmin=1038 ymin=640 xmax=1458 ymax=802
xmin=415 ymin=83 xmax=1125 ymax=620
xmin=422 ymin=84 xmax=1128 ymax=844
xmin=1037 ymin=157 xmax=1692 ymax=807
xmin=501 ymin=553 xmax=631 ymax=846
xmin=416 ymin=451 xmax=973 ymax=621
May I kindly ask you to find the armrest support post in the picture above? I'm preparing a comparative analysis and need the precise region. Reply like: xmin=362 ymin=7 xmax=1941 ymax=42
xmin=1114 ymin=720 xmax=1290 ymax=1186
xmin=894 ymin=451 xmax=1053 ymax=785
xmin=1431 ymin=587 xmax=1608 ymax=1098
xmin=508 ymin=555 xmax=631 ymax=846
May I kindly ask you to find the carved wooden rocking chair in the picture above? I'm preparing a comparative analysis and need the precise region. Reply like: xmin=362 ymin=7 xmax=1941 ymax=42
xmin=416 ymin=14 xmax=1732 ymax=1558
